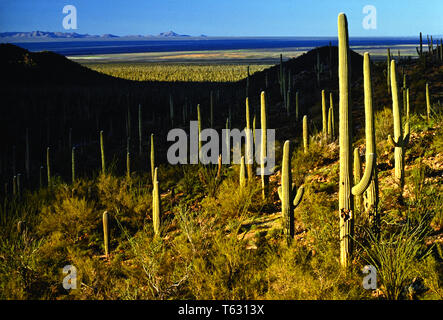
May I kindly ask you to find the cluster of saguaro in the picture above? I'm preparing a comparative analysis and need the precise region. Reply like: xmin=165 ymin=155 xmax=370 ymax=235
xmin=278 ymin=140 xmax=304 ymax=245
xmin=416 ymin=32 xmax=442 ymax=64
xmin=152 ymin=167 xmax=161 ymax=236
xmin=388 ymin=60 xmax=410 ymax=188
xmin=338 ymin=13 xmax=376 ymax=268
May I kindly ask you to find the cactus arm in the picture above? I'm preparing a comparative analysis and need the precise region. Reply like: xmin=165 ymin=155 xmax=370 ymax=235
xmin=388 ymin=134 xmax=400 ymax=147
xmin=403 ymin=121 xmax=410 ymax=146
xmin=293 ymin=185 xmax=304 ymax=208
xmin=277 ymin=186 xmax=282 ymax=200
xmin=351 ymin=153 xmax=375 ymax=196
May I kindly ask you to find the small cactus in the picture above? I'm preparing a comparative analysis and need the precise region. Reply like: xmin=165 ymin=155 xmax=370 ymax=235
xmin=150 ymin=134 xmax=155 ymax=183
xmin=278 ymin=140 xmax=304 ymax=244
xmin=303 ymin=115 xmax=309 ymax=153
xmin=72 ymin=147 xmax=76 ymax=183
xmin=46 ymin=147 xmax=51 ymax=187
xmin=240 ymin=156 xmax=246 ymax=188
xmin=103 ymin=211 xmax=109 ymax=259
xmin=126 ymin=152 xmax=131 ymax=179
xmin=426 ymin=83 xmax=431 ymax=123
xmin=152 ymin=167 xmax=161 ymax=236
xmin=138 ymin=104 xmax=142 ymax=156
xmin=100 ymin=131 xmax=105 ymax=175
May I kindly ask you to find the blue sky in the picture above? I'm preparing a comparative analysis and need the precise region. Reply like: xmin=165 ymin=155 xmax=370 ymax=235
xmin=0 ymin=0 xmax=442 ymax=37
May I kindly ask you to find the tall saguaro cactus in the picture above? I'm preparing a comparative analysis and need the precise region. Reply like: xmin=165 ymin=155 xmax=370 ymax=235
xmin=278 ymin=141 xmax=304 ymax=245
xmin=363 ymin=53 xmax=379 ymax=234
xmin=152 ymin=167 xmax=161 ymax=236
xmin=260 ymin=91 xmax=268 ymax=199
xmin=322 ymin=90 xmax=327 ymax=138
xmin=138 ymin=104 xmax=143 ymax=156
xmin=150 ymin=134 xmax=155 ymax=183
xmin=330 ymin=92 xmax=335 ymax=139
xmin=100 ymin=130 xmax=105 ymax=175
xmin=338 ymin=14 xmax=375 ymax=268
xmin=386 ymin=48 xmax=391 ymax=94
xmin=388 ymin=60 xmax=410 ymax=188
xmin=245 ymin=97 xmax=254 ymax=180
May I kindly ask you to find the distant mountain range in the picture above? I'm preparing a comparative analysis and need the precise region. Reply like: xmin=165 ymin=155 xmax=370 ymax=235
xmin=0 ymin=31 xmax=207 ymax=40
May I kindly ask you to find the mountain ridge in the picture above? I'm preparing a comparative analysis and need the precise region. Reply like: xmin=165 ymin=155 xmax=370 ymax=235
xmin=0 ymin=30 xmax=198 ymax=40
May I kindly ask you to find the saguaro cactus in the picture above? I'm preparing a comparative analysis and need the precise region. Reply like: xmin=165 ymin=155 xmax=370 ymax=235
xmin=245 ymin=97 xmax=254 ymax=180
xmin=150 ymin=134 xmax=155 ymax=183
xmin=278 ymin=141 xmax=304 ymax=244
xmin=295 ymin=91 xmax=300 ymax=122
xmin=197 ymin=104 xmax=202 ymax=160
xmin=260 ymin=91 xmax=268 ymax=199
xmin=363 ymin=53 xmax=379 ymax=234
xmin=338 ymin=14 xmax=375 ymax=268
xmin=72 ymin=147 xmax=76 ymax=183
xmin=240 ymin=156 xmax=246 ymax=188
xmin=138 ymin=104 xmax=143 ymax=156
xmin=353 ymin=148 xmax=362 ymax=211
xmin=210 ymin=90 xmax=214 ymax=128
xmin=100 ymin=130 xmax=105 ymax=175
xmin=25 ymin=128 xmax=30 ymax=180
xmin=286 ymin=88 xmax=292 ymax=116
xmin=387 ymin=48 xmax=391 ymax=94
xmin=303 ymin=115 xmax=309 ymax=153
xmin=103 ymin=211 xmax=109 ymax=258
xmin=46 ymin=147 xmax=51 ymax=187
xmin=426 ymin=83 xmax=431 ymax=123
xmin=322 ymin=90 xmax=327 ymax=138
xmin=388 ymin=60 xmax=410 ymax=188
xmin=126 ymin=152 xmax=131 ymax=179
xmin=169 ymin=94 xmax=174 ymax=128
xmin=152 ymin=167 xmax=161 ymax=236
xmin=330 ymin=92 xmax=335 ymax=139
